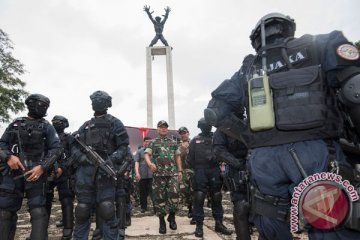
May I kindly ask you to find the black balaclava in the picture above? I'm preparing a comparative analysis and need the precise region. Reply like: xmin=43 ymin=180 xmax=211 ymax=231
xmin=52 ymin=115 xmax=69 ymax=134
xmin=198 ymin=118 xmax=212 ymax=135
xmin=25 ymin=94 xmax=50 ymax=119
xmin=90 ymin=90 xmax=112 ymax=116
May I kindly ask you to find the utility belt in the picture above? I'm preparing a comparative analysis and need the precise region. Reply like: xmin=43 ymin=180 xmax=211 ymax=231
xmin=0 ymin=181 xmax=47 ymax=199
xmin=251 ymin=187 xmax=290 ymax=222
xmin=194 ymin=163 xmax=218 ymax=170
xmin=0 ymin=188 xmax=23 ymax=198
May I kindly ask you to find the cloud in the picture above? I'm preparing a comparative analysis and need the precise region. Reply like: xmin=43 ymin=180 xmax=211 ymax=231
xmin=0 ymin=0 xmax=359 ymax=137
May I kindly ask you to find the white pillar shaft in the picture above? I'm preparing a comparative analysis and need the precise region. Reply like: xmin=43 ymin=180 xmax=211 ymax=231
xmin=146 ymin=47 xmax=153 ymax=128
xmin=166 ymin=47 xmax=175 ymax=129
xmin=145 ymin=46 xmax=175 ymax=129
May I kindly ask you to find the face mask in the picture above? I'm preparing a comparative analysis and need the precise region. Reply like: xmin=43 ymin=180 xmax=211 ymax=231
xmin=52 ymin=121 xmax=65 ymax=133
xmin=28 ymin=101 xmax=48 ymax=119
xmin=91 ymin=98 xmax=109 ymax=112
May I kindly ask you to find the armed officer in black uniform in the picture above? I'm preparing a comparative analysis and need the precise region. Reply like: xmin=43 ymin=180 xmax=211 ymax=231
xmin=213 ymin=127 xmax=251 ymax=240
xmin=188 ymin=118 xmax=232 ymax=238
xmin=71 ymin=90 xmax=129 ymax=240
xmin=205 ymin=12 xmax=360 ymax=240
xmin=0 ymin=93 xmax=62 ymax=239
xmin=50 ymin=115 xmax=74 ymax=240
xmin=115 ymin=147 xmax=134 ymax=240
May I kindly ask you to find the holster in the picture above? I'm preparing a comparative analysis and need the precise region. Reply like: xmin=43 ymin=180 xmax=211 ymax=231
xmin=250 ymin=187 xmax=290 ymax=222
xmin=226 ymin=169 xmax=248 ymax=193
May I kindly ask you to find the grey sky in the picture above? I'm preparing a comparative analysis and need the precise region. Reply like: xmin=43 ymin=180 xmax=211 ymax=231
xmin=1 ymin=0 xmax=359 ymax=137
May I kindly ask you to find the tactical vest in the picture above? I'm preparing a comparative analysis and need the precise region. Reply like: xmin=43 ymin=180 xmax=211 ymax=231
xmin=246 ymin=34 xmax=341 ymax=148
xmin=193 ymin=133 xmax=216 ymax=169
xmin=80 ymin=115 xmax=116 ymax=158
xmin=9 ymin=117 xmax=47 ymax=162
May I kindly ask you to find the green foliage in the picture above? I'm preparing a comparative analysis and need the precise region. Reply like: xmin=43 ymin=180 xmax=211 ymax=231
xmin=0 ymin=29 xmax=28 ymax=123
xmin=355 ymin=41 xmax=360 ymax=50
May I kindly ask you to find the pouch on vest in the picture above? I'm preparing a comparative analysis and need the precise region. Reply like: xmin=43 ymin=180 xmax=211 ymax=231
xmin=270 ymin=65 xmax=327 ymax=130
xmin=248 ymin=74 xmax=275 ymax=131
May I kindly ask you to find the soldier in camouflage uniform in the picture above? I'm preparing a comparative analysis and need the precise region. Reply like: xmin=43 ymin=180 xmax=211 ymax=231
xmin=177 ymin=127 xmax=195 ymax=225
xmin=144 ymin=120 xmax=182 ymax=234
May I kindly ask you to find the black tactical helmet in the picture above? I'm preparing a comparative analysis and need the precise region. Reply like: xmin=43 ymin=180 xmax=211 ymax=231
xmin=25 ymin=93 xmax=50 ymax=119
xmin=90 ymin=90 xmax=112 ymax=112
xmin=52 ymin=115 xmax=69 ymax=132
xmin=197 ymin=118 xmax=211 ymax=129
xmin=25 ymin=93 xmax=50 ymax=106
xmin=250 ymin=12 xmax=296 ymax=51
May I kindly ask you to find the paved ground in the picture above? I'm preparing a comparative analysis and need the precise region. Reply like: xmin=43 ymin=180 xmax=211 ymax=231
xmin=15 ymin=191 xmax=309 ymax=239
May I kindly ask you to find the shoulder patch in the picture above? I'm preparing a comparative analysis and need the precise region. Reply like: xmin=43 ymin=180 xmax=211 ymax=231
xmin=336 ymin=44 xmax=359 ymax=60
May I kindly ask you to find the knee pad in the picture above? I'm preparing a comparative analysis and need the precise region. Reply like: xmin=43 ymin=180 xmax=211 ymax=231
xmin=75 ymin=203 xmax=92 ymax=224
xmin=212 ymin=191 xmax=222 ymax=204
xmin=29 ymin=207 xmax=47 ymax=219
xmin=98 ymin=201 xmax=115 ymax=221
xmin=194 ymin=191 xmax=206 ymax=204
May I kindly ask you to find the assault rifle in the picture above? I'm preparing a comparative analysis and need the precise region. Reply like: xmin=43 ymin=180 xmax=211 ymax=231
xmin=13 ymin=128 xmax=31 ymax=180
xmin=74 ymin=137 xmax=117 ymax=181
xmin=117 ymin=152 xmax=133 ymax=177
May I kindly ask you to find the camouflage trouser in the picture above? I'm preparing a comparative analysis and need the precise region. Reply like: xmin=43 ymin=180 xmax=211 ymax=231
xmin=132 ymin=181 xmax=140 ymax=206
xmin=179 ymin=169 xmax=193 ymax=207
xmin=152 ymin=175 xmax=179 ymax=217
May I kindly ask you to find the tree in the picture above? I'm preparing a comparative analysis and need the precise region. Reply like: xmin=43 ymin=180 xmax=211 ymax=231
xmin=355 ymin=41 xmax=360 ymax=50
xmin=0 ymin=29 xmax=28 ymax=123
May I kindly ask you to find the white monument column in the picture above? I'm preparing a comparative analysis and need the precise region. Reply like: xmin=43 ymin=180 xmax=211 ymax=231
xmin=146 ymin=46 xmax=175 ymax=129
xmin=146 ymin=47 xmax=153 ymax=128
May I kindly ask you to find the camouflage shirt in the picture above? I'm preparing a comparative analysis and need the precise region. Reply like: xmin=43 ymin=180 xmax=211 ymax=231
xmin=145 ymin=136 xmax=180 ymax=177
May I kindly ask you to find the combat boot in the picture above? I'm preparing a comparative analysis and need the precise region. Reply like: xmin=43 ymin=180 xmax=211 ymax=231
xmin=187 ymin=204 xmax=193 ymax=218
xmin=167 ymin=212 xmax=177 ymax=230
xmin=61 ymin=229 xmax=72 ymax=240
xmin=118 ymin=228 xmax=125 ymax=240
xmin=215 ymin=220 xmax=233 ymax=235
xmin=195 ymin=221 xmax=203 ymax=238
xmin=125 ymin=212 xmax=131 ymax=226
xmin=159 ymin=216 xmax=166 ymax=234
